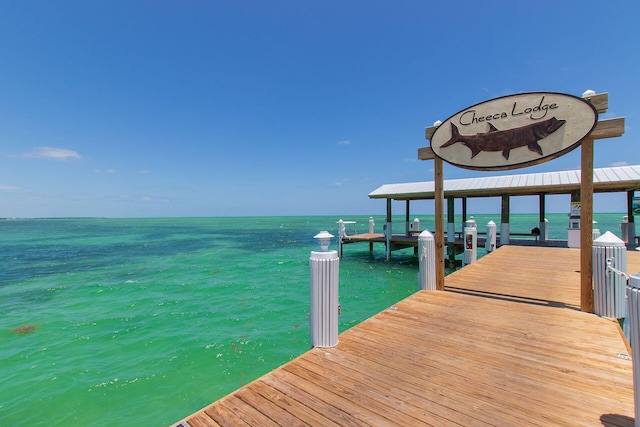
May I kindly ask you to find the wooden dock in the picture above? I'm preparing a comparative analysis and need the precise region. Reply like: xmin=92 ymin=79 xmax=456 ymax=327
xmin=339 ymin=232 xmax=568 ymax=257
xmin=174 ymin=246 xmax=640 ymax=426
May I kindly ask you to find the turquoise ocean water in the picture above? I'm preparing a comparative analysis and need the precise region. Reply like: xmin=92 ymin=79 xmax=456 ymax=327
xmin=0 ymin=213 xmax=629 ymax=426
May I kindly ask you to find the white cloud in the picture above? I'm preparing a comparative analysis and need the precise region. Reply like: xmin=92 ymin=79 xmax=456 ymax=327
xmin=17 ymin=147 xmax=81 ymax=160
xmin=610 ymin=161 xmax=629 ymax=167
xmin=93 ymin=168 xmax=116 ymax=174
xmin=0 ymin=185 xmax=22 ymax=191
xmin=138 ymin=195 xmax=171 ymax=203
xmin=338 ymin=140 xmax=351 ymax=145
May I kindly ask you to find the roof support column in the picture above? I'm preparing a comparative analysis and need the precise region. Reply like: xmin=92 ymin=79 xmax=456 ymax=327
xmin=385 ymin=198 xmax=392 ymax=260
xmin=539 ymin=194 xmax=547 ymax=242
xmin=461 ymin=197 xmax=467 ymax=233
xmin=447 ymin=197 xmax=456 ymax=268
xmin=627 ymin=190 xmax=637 ymax=247
xmin=405 ymin=200 xmax=411 ymax=236
xmin=500 ymin=195 xmax=510 ymax=245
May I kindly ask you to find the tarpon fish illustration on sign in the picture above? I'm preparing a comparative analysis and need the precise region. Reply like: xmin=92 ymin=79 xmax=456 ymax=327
xmin=429 ymin=92 xmax=598 ymax=171
xmin=441 ymin=117 xmax=566 ymax=160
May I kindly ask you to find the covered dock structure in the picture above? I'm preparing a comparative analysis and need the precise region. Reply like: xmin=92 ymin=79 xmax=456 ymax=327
xmin=364 ymin=164 xmax=640 ymax=259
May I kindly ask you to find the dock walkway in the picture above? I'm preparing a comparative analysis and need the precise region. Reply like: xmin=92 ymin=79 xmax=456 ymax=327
xmin=175 ymin=246 xmax=640 ymax=426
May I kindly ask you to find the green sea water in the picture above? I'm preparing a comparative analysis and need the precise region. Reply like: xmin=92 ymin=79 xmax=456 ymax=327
xmin=0 ymin=213 xmax=629 ymax=426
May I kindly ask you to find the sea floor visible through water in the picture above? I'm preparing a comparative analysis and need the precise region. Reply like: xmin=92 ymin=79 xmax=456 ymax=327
xmin=0 ymin=213 xmax=630 ymax=425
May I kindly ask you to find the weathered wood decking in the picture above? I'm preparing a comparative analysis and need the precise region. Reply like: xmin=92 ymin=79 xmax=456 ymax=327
xmin=175 ymin=246 xmax=640 ymax=426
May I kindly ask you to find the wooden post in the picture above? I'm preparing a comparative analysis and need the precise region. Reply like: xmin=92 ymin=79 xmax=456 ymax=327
xmin=434 ymin=157 xmax=445 ymax=290
xmin=419 ymin=134 xmax=444 ymax=287
xmin=580 ymin=137 xmax=594 ymax=313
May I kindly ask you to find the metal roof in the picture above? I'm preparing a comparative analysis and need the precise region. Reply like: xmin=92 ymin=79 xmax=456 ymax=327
xmin=368 ymin=165 xmax=640 ymax=200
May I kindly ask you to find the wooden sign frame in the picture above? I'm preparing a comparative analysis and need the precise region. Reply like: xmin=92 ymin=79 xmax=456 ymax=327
xmin=422 ymin=92 xmax=625 ymax=312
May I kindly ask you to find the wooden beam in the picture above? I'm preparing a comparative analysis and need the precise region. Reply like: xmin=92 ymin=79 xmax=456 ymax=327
xmin=582 ymin=92 xmax=608 ymax=114
xmin=580 ymin=137 xmax=595 ymax=313
xmin=591 ymin=117 xmax=625 ymax=139
xmin=425 ymin=125 xmax=438 ymax=141
xmin=418 ymin=146 xmax=435 ymax=161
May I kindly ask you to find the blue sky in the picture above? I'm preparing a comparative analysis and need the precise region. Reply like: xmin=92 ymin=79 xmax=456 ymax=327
xmin=1 ymin=0 xmax=638 ymax=218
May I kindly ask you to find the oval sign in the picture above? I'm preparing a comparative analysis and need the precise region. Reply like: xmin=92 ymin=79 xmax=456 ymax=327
xmin=430 ymin=92 xmax=598 ymax=171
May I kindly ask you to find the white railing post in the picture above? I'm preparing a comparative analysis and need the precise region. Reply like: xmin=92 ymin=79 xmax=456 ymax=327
xmin=593 ymin=231 xmax=627 ymax=318
xmin=621 ymin=216 xmax=630 ymax=243
xmin=418 ymin=230 xmax=436 ymax=291
xmin=485 ymin=220 xmax=497 ymax=253
xmin=625 ymin=274 xmax=640 ymax=425
xmin=539 ymin=218 xmax=549 ymax=242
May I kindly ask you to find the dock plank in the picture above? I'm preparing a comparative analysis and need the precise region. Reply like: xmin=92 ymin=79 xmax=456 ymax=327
xmin=245 ymin=381 xmax=320 ymax=427
xmin=259 ymin=372 xmax=357 ymax=427
xmin=175 ymin=246 xmax=639 ymax=426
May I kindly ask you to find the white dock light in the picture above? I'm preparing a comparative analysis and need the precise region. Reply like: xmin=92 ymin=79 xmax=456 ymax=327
xmin=310 ymin=230 xmax=339 ymax=348
xmin=313 ymin=230 xmax=334 ymax=252
xmin=582 ymin=89 xmax=596 ymax=98
xmin=433 ymin=120 xmax=442 ymax=127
